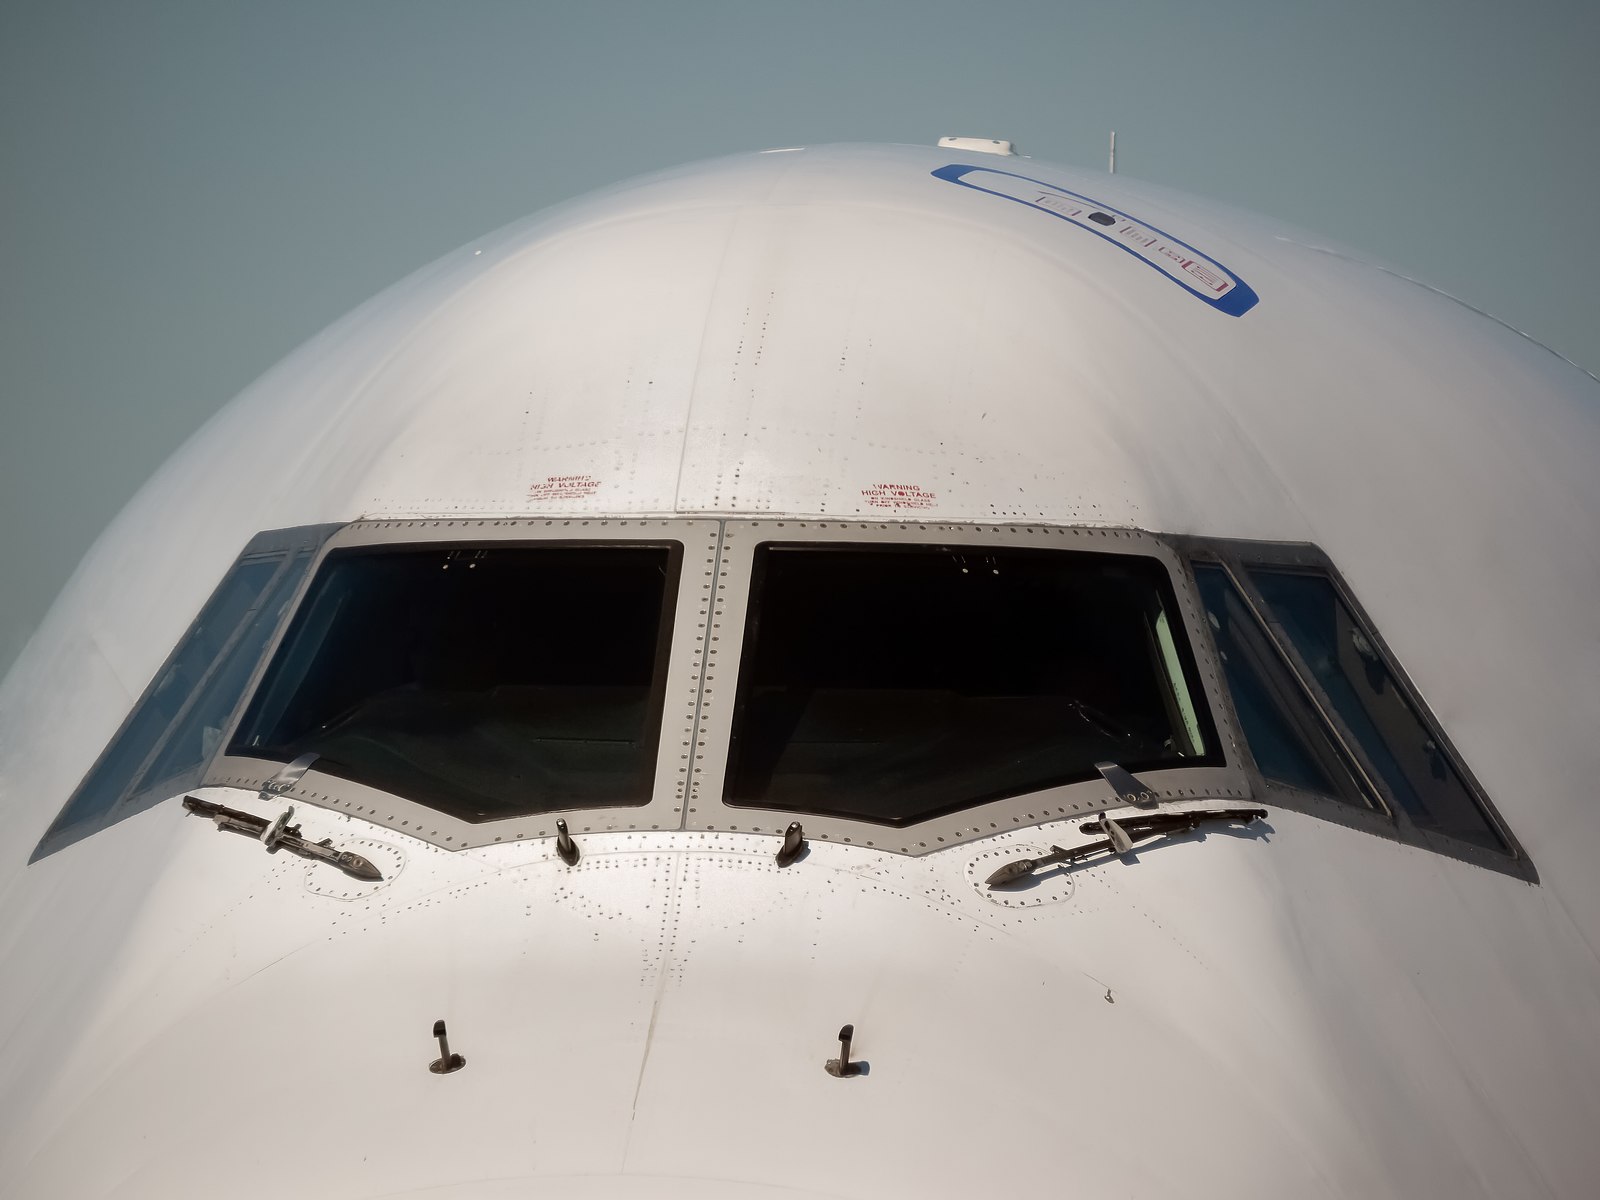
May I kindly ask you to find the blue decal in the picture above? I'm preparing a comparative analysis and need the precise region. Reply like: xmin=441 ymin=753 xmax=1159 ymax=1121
xmin=932 ymin=163 xmax=1259 ymax=317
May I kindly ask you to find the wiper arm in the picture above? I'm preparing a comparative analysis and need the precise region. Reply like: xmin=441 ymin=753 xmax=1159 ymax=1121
xmin=984 ymin=838 xmax=1120 ymax=887
xmin=985 ymin=806 xmax=1266 ymax=888
xmin=1073 ymin=808 xmax=1269 ymax=841
xmin=183 ymin=796 xmax=383 ymax=882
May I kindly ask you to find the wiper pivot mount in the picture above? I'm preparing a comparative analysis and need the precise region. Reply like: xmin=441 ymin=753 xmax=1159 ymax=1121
xmin=985 ymin=805 xmax=1266 ymax=888
xmin=183 ymin=795 xmax=383 ymax=881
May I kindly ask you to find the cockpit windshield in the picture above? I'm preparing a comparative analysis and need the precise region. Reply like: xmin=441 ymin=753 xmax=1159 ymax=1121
xmin=722 ymin=543 xmax=1219 ymax=825
xmin=228 ymin=542 xmax=680 ymax=822
xmin=36 ymin=519 xmax=1529 ymax=872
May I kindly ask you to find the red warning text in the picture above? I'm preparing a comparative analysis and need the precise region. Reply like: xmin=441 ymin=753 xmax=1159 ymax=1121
xmin=862 ymin=482 xmax=938 ymax=510
xmin=528 ymin=474 xmax=601 ymax=500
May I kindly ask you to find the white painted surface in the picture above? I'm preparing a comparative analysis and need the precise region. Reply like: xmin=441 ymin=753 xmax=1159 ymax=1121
xmin=1 ymin=143 xmax=1597 ymax=1197
xmin=935 ymin=135 xmax=1016 ymax=156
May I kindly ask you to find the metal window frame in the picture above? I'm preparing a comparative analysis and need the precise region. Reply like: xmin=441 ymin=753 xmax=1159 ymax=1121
xmin=31 ymin=523 xmax=342 ymax=862
xmin=202 ymin=518 xmax=721 ymax=850
xmin=65 ymin=517 xmax=1523 ymax=877
xmin=687 ymin=520 xmax=1253 ymax=856
xmin=1173 ymin=537 xmax=1535 ymax=882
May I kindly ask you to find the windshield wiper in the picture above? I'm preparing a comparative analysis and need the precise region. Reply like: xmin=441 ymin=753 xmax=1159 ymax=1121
xmin=183 ymin=795 xmax=383 ymax=881
xmin=985 ymin=806 xmax=1266 ymax=888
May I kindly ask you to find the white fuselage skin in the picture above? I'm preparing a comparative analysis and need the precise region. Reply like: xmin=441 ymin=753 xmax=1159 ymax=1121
xmin=2 ymin=144 xmax=1598 ymax=1199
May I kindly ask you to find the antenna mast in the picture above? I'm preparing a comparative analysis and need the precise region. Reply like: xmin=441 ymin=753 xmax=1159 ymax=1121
xmin=1109 ymin=130 xmax=1117 ymax=174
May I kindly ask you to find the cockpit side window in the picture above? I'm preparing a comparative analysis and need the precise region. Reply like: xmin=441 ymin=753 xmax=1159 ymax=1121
xmin=1182 ymin=541 xmax=1523 ymax=871
xmin=722 ymin=543 xmax=1220 ymax=826
xmin=1192 ymin=564 xmax=1370 ymax=807
xmin=32 ymin=526 xmax=336 ymax=861
xmin=227 ymin=542 xmax=682 ymax=823
xmin=1246 ymin=568 xmax=1507 ymax=852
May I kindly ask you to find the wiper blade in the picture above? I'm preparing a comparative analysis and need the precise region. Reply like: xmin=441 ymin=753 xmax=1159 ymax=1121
xmin=183 ymin=796 xmax=383 ymax=882
xmin=985 ymin=806 xmax=1266 ymax=888
xmin=1074 ymin=807 xmax=1265 ymax=841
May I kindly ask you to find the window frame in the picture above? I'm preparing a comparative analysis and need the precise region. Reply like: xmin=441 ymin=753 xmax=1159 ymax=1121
xmin=1174 ymin=537 xmax=1534 ymax=880
xmin=201 ymin=518 xmax=720 ymax=849
xmin=41 ymin=517 xmax=1530 ymax=878
xmin=689 ymin=521 xmax=1253 ymax=855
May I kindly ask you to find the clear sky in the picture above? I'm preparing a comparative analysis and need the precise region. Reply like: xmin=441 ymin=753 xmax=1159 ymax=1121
xmin=2 ymin=0 xmax=1596 ymax=672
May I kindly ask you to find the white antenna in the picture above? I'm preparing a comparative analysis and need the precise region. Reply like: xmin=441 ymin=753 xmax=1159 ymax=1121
xmin=1109 ymin=131 xmax=1117 ymax=174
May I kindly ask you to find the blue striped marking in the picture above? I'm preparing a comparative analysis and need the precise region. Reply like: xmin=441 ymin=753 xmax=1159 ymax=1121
xmin=932 ymin=163 xmax=1259 ymax=317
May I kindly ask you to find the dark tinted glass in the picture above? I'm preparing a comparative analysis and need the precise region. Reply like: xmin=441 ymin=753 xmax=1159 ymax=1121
xmin=1248 ymin=569 xmax=1505 ymax=851
xmin=230 ymin=544 xmax=679 ymax=822
xmin=1192 ymin=564 xmax=1369 ymax=805
xmin=724 ymin=544 xmax=1219 ymax=825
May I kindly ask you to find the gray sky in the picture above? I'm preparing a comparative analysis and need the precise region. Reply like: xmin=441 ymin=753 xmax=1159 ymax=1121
xmin=3 ymin=0 xmax=1596 ymax=673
